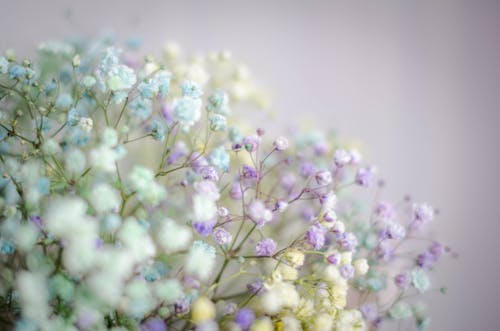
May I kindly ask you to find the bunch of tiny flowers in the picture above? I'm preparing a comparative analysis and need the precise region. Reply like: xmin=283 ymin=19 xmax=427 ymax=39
xmin=0 ymin=34 xmax=451 ymax=331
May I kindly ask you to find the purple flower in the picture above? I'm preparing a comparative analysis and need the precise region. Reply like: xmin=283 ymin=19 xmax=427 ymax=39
xmin=334 ymin=149 xmax=351 ymax=167
xmin=416 ymin=251 xmax=435 ymax=269
xmin=247 ymin=200 xmax=272 ymax=227
xmin=338 ymin=232 xmax=358 ymax=251
xmin=360 ymin=303 xmax=378 ymax=322
xmin=306 ymin=223 xmax=327 ymax=250
xmin=243 ymin=135 xmax=260 ymax=152
xmin=199 ymin=166 xmax=219 ymax=181
xmin=242 ymin=164 xmax=258 ymax=180
xmin=394 ymin=272 xmax=410 ymax=289
xmin=189 ymin=152 xmax=209 ymax=172
xmin=315 ymin=170 xmax=332 ymax=186
xmin=29 ymin=215 xmax=44 ymax=229
xmin=234 ymin=308 xmax=255 ymax=331
xmin=326 ymin=253 xmax=341 ymax=265
xmin=224 ymin=302 xmax=238 ymax=315
xmin=314 ymin=141 xmax=328 ymax=156
xmin=386 ymin=222 xmax=406 ymax=240
xmin=355 ymin=167 xmax=375 ymax=187
xmin=247 ymin=279 xmax=264 ymax=294
xmin=429 ymin=241 xmax=444 ymax=259
xmin=377 ymin=241 xmax=393 ymax=261
xmin=300 ymin=162 xmax=317 ymax=178
xmin=339 ymin=264 xmax=355 ymax=279
xmin=213 ymin=227 xmax=232 ymax=245
xmin=193 ymin=220 xmax=216 ymax=236
xmin=374 ymin=202 xmax=395 ymax=222
xmin=255 ymin=238 xmax=277 ymax=256
xmin=274 ymin=200 xmax=288 ymax=212
xmin=322 ymin=210 xmax=337 ymax=223
xmin=166 ymin=142 xmax=188 ymax=165
xmin=140 ymin=318 xmax=167 ymax=331
xmin=94 ymin=238 xmax=104 ymax=249
xmin=174 ymin=298 xmax=190 ymax=315
xmin=411 ymin=203 xmax=434 ymax=230
xmin=230 ymin=182 xmax=243 ymax=200
xmin=182 ymin=275 xmax=200 ymax=289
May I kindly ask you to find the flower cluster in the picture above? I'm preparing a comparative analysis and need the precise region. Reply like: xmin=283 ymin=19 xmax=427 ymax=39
xmin=0 ymin=35 xmax=450 ymax=331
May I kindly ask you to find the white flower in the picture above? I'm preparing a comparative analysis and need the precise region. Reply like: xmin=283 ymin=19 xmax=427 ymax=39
xmin=353 ymin=259 xmax=369 ymax=276
xmin=185 ymin=241 xmax=216 ymax=281
xmin=44 ymin=197 xmax=87 ymax=238
xmin=101 ymin=127 xmax=118 ymax=147
xmin=258 ymin=282 xmax=299 ymax=315
xmin=117 ymin=218 xmax=156 ymax=263
xmin=126 ymin=166 xmax=167 ymax=206
xmin=154 ymin=279 xmax=184 ymax=304
xmin=17 ymin=271 xmax=49 ymax=324
xmin=193 ymin=194 xmax=217 ymax=222
xmin=65 ymin=148 xmax=86 ymax=177
xmin=89 ymin=145 xmax=118 ymax=173
xmin=14 ymin=223 xmax=39 ymax=252
xmin=310 ymin=313 xmax=334 ymax=331
xmin=89 ymin=183 xmax=120 ymax=213
xmin=273 ymin=136 xmax=289 ymax=151
xmin=78 ymin=117 xmax=93 ymax=132
xmin=334 ymin=149 xmax=351 ymax=167
xmin=335 ymin=310 xmax=366 ymax=331
xmin=156 ymin=219 xmax=192 ymax=253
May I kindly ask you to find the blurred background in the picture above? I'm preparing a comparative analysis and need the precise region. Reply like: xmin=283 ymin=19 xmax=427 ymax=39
xmin=1 ymin=0 xmax=499 ymax=329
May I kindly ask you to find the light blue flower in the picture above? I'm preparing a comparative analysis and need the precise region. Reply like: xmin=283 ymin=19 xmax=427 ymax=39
xmin=9 ymin=64 xmax=25 ymax=80
xmin=95 ymin=47 xmax=136 ymax=92
xmin=208 ymin=113 xmax=227 ymax=131
xmin=130 ymin=96 xmax=152 ymax=120
xmin=228 ymin=127 xmax=243 ymax=143
xmin=67 ymin=108 xmax=80 ymax=126
xmin=209 ymin=145 xmax=230 ymax=171
xmin=192 ymin=240 xmax=216 ymax=257
xmin=24 ymin=68 xmax=36 ymax=84
xmin=206 ymin=89 xmax=230 ymax=115
xmin=0 ymin=56 xmax=9 ymax=74
xmin=411 ymin=268 xmax=430 ymax=293
xmin=181 ymin=80 xmax=203 ymax=98
xmin=389 ymin=301 xmax=412 ymax=319
xmin=172 ymin=96 xmax=202 ymax=127
xmin=150 ymin=119 xmax=166 ymax=141
xmin=153 ymin=70 xmax=171 ymax=97
xmin=112 ymin=90 xmax=128 ymax=104
xmin=55 ymin=93 xmax=73 ymax=110
xmin=138 ymin=80 xmax=156 ymax=99
xmin=107 ymin=65 xmax=136 ymax=91
xmin=81 ymin=75 xmax=96 ymax=88
xmin=44 ymin=79 xmax=57 ymax=96
xmin=37 ymin=177 xmax=50 ymax=195
xmin=0 ymin=239 xmax=15 ymax=254
xmin=139 ymin=70 xmax=172 ymax=99
xmin=66 ymin=127 xmax=90 ymax=146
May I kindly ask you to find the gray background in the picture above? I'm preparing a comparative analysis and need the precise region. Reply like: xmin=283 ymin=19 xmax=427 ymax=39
xmin=1 ymin=0 xmax=499 ymax=329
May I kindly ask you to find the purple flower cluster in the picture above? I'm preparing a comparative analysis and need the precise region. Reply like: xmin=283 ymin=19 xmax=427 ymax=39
xmin=255 ymin=238 xmax=277 ymax=256
xmin=306 ymin=223 xmax=327 ymax=250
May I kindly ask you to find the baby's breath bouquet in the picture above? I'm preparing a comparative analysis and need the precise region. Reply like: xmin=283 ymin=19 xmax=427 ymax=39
xmin=0 ymin=36 xmax=450 ymax=331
